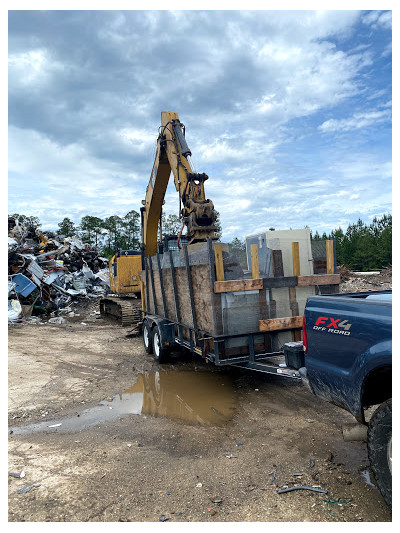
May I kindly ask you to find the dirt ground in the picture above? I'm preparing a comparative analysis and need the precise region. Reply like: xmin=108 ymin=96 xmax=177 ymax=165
xmin=8 ymin=302 xmax=392 ymax=523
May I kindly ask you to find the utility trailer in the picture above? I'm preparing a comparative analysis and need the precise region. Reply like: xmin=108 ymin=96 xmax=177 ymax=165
xmin=139 ymin=235 xmax=340 ymax=379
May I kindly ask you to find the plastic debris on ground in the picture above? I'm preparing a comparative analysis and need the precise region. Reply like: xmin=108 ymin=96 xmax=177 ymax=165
xmin=8 ymin=216 xmax=111 ymax=324
xmin=17 ymin=484 xmax=41 ymax=494
xmin=8 ymin=300 xmax=23 ymax=322
xmin=48 ymin=317 xmax=67 ymax=325
xmin=9 ymin=470 xmax=25 ymax=479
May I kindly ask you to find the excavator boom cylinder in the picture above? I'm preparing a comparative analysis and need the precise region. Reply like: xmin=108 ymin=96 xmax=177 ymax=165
xmin=172 ymin=120 xmax=192 ymax=158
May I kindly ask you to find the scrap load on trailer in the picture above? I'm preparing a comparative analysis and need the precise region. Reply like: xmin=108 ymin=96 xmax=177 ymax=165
xmin=141 ymin=232 xmax=340 ymax=375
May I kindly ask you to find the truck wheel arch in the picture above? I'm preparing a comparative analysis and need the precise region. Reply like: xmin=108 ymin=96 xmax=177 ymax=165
xmin=361 ymin=364 xmax=392 ymax=411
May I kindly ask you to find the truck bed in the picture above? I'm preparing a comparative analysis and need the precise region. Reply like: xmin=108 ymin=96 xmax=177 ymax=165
xmin=303 ymin=290 xmax=392 ymax=421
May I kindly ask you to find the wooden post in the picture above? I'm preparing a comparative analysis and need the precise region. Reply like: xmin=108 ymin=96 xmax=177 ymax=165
xmin=214 ymin=244 xmax=225 ymax=282
xmin=259 ymin=316 xmax=303 ymax=331
xmin=208 ymin=238 xmax=223 ymax=336
xmin=250 ymin=244 xmax=260 ymax=279
xmin=292 ymin=242 xmax=300 ymax=276
xmin=326 ymin=240 xmax=334 ymax=274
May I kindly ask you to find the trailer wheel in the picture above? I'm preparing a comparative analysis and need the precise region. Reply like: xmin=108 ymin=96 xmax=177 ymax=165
xmin=143 ymin=322 xmax=153 ymax=354
xmin=152 ymin=326 xmax=169 ymax=364
xmin=367 ymin=398 xmax=392 ymax=508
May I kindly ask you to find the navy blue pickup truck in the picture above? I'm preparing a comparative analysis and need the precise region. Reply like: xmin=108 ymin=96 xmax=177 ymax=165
xmin=299 ymin=290 xmax=392 ymax=507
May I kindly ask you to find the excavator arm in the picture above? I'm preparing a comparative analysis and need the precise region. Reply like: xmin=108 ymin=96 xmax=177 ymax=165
xmin=141 ymin=111 xmax=217 ymax=256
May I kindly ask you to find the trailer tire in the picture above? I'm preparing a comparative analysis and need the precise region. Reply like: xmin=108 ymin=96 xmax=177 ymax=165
xmin=152 ymin=326 xmax=169 ymax=364
xmin=367 ymin=398 xmax=392 ymax=508
xmin=143 ymin=322 xmax=153 ymax=354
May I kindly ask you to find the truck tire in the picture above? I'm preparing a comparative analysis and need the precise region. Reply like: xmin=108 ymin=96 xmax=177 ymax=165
xmin=152 ymin=326 xmax=169 ymax=364
xmin=143 ymin=322 xmax=153 ymax=354
xmin=367 ymin=398 xmax=392 ymax=508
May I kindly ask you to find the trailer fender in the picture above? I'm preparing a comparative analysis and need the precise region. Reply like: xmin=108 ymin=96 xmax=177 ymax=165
xmin=144 ymin=315 xmax=175 ymax=348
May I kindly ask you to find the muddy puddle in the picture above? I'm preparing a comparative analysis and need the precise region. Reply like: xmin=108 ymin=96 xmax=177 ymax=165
xmin=10 ymin=371 xmax=237 ymax=435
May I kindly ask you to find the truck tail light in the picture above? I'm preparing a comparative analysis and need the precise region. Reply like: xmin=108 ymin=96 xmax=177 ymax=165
xmin=302 ymin=315 xmax=308 ymax=354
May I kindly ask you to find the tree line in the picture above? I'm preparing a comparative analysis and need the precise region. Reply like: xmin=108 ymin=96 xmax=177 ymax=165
xmin=311 ymin=214 xmax=392 ymax=271
xmin=10 ymin=212 xmax=391 ymax=270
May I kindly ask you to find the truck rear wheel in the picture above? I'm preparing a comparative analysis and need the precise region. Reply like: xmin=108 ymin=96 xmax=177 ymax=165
xmin=152 ymin=326 xmax=169 ymax=364
xmin=367 ymin=398 xmax=392 ymax=508
xmin=143 ymin=322 xmax=153 ymax=354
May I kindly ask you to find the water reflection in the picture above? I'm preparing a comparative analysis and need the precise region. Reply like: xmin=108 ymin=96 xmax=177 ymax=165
xmin=10 ymin=371 xmax=237 ymax=435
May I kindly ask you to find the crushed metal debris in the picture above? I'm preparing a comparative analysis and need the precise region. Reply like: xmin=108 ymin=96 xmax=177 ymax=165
xmin=8 ymin=216 xmax=110 ymax=324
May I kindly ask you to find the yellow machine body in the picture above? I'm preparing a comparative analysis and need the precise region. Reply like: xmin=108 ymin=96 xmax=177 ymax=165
xmin=109 ymin=254 xmax=142 ymax=295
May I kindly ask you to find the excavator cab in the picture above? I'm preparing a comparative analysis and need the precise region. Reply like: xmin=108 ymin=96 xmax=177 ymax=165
xmin=157 ymin=234 xmax=188 ymax=254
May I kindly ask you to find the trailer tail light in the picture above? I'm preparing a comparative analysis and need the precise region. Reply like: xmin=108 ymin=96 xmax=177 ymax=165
xmin=302 ymin=315 xmax=308 ymax=353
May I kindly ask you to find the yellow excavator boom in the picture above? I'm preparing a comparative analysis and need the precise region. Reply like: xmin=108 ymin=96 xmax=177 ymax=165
xmin=141 ymin=111 xmax=217 ymax=256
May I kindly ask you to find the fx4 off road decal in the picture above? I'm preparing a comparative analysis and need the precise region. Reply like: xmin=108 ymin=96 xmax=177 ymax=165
xmin=313 ymin=316 xmax=352 ymax=336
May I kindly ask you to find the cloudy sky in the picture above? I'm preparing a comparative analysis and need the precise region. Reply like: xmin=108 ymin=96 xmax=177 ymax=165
xmin=8 ymin=9 xmax=392 ymax=241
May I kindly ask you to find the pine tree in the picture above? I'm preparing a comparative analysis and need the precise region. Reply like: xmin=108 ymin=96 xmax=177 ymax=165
xmin=57 ymin=217 xmax=77 ymax=237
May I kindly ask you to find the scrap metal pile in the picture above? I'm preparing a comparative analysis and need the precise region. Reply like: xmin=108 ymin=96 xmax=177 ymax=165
xmin=8 ymin=216 xmax=110 ymax=324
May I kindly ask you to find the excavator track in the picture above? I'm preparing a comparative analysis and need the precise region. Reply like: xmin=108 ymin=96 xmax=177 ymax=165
xmin=99 ymin=296 xmax=141 ymax=327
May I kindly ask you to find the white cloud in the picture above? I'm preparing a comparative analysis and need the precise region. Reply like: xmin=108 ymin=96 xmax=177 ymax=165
xmin=362 ymin=10 xmax=392 ymax=30
xmin=8 ymin=49 xmax=64 ymax=90
xmin=319 ymin=109 xmax=391 ymax=133
xmin=332 ymin=157 xmax=392 ymax=182
xmin=253 ymin=42 xmax=373 ymax=128
xmin=381 ymin=42 xmax=392 ymax=58
xmin=302 ymin=180 xmax=330 ymax=188
xmin=8 ymin=126 xmax=145 ymax=228
xmin=119 ymin=128 xmax=157 ymax=152
xmin=197 ymin=133 xmax=277 ymax=164
xmin=366 ymin=89 xmax=388 ymax=101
